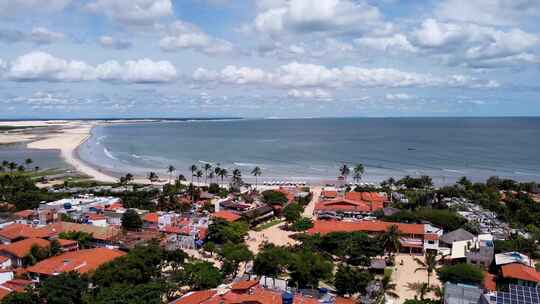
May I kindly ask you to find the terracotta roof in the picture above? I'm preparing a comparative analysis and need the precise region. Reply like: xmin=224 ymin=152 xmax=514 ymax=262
xmin=0 ymin=256 xmax=9 ymax=263
xmin=171 ymin=290 xmax=217 ymax=304
xmin=48 ymin=222 xmax=121 ymax=241
xmin=212 ymin=211 xmax=241 ymax=222
xmin=345 ymin=192 xmax=386 ymax=211
xmin=0 ymin=224 xmax=56 ymax=241
xmin=307 ymin=220 xmax=425 ymax=236
xmin=0 ymin=238 xmax=50 ymax=258
xmin=0 ymin=279 xmax=33 ymax=300
xmin=143 ymin=212 xmax=159 ymax=223
xmin=315 ymin=199 xmax=372 ymax=213
xmin=483 ymin=272 xmax=497 ymax=291
xmin=275 ymin=188 xmax=295 ymax=203
xmin=231 ymin=280 xmax=259 ymax=291
xmin=26 ymin=248 xmax=125 ymax=276
xmin=501 ymin=263 xmax=540 ymax=283
xmin=0 ymin=288 xmax=10 ymax=300
xmin=13 ymin=210 xmax=34 ymax=219
xmin=85 ymin=213 xmax=106 ymax=221
xmin=321 ymin=190 xmax=338 ymax=198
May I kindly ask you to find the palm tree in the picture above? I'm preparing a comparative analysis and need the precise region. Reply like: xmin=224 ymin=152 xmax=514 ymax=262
xmin=167 ymin=165 xmax=176 ymax=184
xmin=380 ymin=274 xmax=399 ymax=302
xmin=189 ymin=165 xmax=198 ymax=183
xmin=353 ymin=163 xmax=364 ymax=183
xmin=414 ymin=250 xmax=438 ymax=285
xmin=203 ymin=163 xmax=212 ymax=184
xmin=34 ymin=166 xmax=40 ymax=172
xmin=380 ymin=225 xmax=402 ymax=258
xmin=147 ymin=172 xmax=158 ymax=184
xmin=251 ymin=166 xmax=262 ymax=190
xmin=25 ymin=158 xmax=33 ymax=170
xmin=232 ymin=168 xmax=242 ymax=187
xmin=1 ymin=160 xmax=8 ymax=168
xmin=195 ymin=170 xmax=203 ymax=185
xmin=217 ymin=168 xmax=228 ymax=185
xmin=208 ymin=172 xmax=215 ymax=184
xmin=339 ymin=164 xmax=350 ymax=181
xmin=124 ymin=173 xmax=133 ymax=184
xmin=406 ymin=282 xmax=431 ymax=301
xmin=8 ymin=162 xmax=17 ymax=173
xmin=17 ymin=165 xmax=25 ymax=172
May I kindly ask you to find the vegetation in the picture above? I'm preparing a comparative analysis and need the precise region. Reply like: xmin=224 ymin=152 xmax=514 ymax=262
xmin=334 ymin=264 xmax=373 ymax=296
xmin=291 ymin=217 xmax=313 ymax=232
xmin=121 ymin=209 xmax=143 ymax=231
xmin=261 ymin=190 xmax=288 ymax=206
xmin=205 ymin=218 xmax=249 ymax=245
xmin=384 ymin=208 xmax=466 ymax=231
xmin=437 ymin=263 xmax=484 ymax=285
xmin=58 ymin=231 xmax=94 ymax=249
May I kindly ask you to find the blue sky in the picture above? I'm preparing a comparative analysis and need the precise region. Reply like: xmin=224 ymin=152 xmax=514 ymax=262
xmin=0 ymin=0 xmax=539 ymax=118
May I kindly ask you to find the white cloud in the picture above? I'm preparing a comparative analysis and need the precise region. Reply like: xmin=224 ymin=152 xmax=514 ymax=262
xmin=86 ymin=0 xmax=172 ymax=25
xmin=385 ymin=93 xmax=413 ymax=100
xmin=193 ymin=62 xmax=499 ymax=89
xmin=0 ymin=0 xmax=71 ymax=15
xmin=254 ymin=0 xmax=389 ymax=35
xmin=411 ymin=19 xmax=540 ymax=68
xmin=435 ymin=0 xmax=540 ymax=26
xmin=0 ymin=29 xmax=25 ymax=43
xmin=98 ymin=36 xmax=132 ymax=50
xmin=355 ymin=34 xmax=417 ymax=53
xmin=7 ymin=52 xmax=95 ymax=82
xmin=3 ymin=51 xmax=177 ymax=83
xmin=96 ymin=59 xmax=177 ymax=83
xmin=288 ymin=88 xmax=332 ymax=100
xmin=31 ymin=27 xmax=65 ymax=44
xmin=159 ymin=21 xmax=233 ymax=55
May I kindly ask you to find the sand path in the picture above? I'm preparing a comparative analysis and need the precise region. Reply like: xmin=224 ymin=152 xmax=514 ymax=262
xmin=392 ymin=253 xmax=442 ymax=303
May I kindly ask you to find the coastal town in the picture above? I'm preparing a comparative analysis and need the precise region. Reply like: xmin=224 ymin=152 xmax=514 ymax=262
xmin=1 ymin=154 xmax=540 ymax=304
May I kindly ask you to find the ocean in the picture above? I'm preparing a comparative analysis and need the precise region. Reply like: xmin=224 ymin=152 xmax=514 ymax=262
xmin=76 ymin=117 xmax=540 ymax=185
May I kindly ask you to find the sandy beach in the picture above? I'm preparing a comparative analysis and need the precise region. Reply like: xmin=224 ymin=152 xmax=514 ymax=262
xmin=19 ymin=121 xmax=119 ymax=183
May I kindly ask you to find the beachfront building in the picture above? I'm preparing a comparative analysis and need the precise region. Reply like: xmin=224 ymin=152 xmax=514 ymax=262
xmin=307 ymin=220 xmax=443 ymax=253
xmin=314 ymin=191 xmax=388 ymax=219
xmin=169 ymin=279 xmax=355 ymax=304
xmin=26 ymin=248 xmax=125 ymax=282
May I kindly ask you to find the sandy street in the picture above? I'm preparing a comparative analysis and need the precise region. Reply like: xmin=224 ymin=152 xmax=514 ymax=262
xmin=391 ymin=253 xmax=442 ymax=303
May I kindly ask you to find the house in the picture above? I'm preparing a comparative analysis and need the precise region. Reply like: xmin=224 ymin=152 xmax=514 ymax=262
xmin=169 ymin=279 xmax=354 ymax=304
xmin=314 ymin=192 xmax=387 ymax=219
xmin=320 ymin=190 xmax=338 ymax=200
xmin=440 ymin=228 xmax=475 ymax=247
xmin=47 ymin=222 xmax=121 ymax=246
xmin=440 ymin=234 xmax=494 ymax=269
xmin=211 ymin=211 xmax=242 ymax=222
xmin=307 ymin=220 xmax=443 ymax=253
xmin=13 ymin=210 xmax=35 ymax=224
xmin=0 ymin=238 xmax=50 ymax=267
xmin=26 ymin=248 xmax=125 ymax=281
xmin=143 ymin=212 xmax=159 ymax=229
xmin=501 ymin=263 xmax=540 ymax=287
xmin=83 ymin=213 xmax=108 ymax=227
xmin=57 ymin=239 xmax=79 ymax=252
xmin=0 ymin=223 xmax=56 ymax=244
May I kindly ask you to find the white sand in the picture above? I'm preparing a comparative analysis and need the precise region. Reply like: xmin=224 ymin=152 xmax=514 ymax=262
xmin=392 ymin=253 xmax=442 ymax=303
xmin=27 ymin=121 xmax=118 ymax=183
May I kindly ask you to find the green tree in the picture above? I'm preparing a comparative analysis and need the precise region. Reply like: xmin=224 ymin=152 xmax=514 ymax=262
xmin=379 ymin=225 xmax=402 ymax=258
xmin=437 ymin=263 xmax=484 ymax=285
xmin=218 ymin=243 xmax=253 ymax=277
xmin=287 ymin=250 xmax=333 ymax=289
xmin=339 ymin=164 xmax=350 ymax=181
xmin=1 ymin=287 xmax=39 ymax=304
xmin=121 ymin=209 xmax=143 ymax=231
xmin=59 ymin=231 xmax=94 ymax=249
xmin=189 ymin=165 xmax=198 ymax=183
xmin=334 ymin=264 xmax=373 ymax=296
xmin=283 ymin=203 xmax=302 ymax=224
xmin=217 ymin=168 xmax=228 ymax=185
xmin=253 ymin=244 xmax=291 ymax=284
xmin=261 ymin=190 xmax=288 ymax=206
xmin=23 ymin=244 xmax=50 ymax=266
xmin=90 ymin=282 xmax=166 ymax=304
xmin=406 ymin=282 xmax=432 ymax=301
xmin=380 ymin=274 xmax=399 ymax=301
xmin=353 ymin=163 xmax=364 ymax=183
xmin=291 ymin=217 xmax=314 ymax=232
xmin=414 ymin=251 xmax=438 ymax=286
xmin=147 ymin=172 xmax=158 ymax=184
xmin=203 ymin=163 xmax=212 ymax=184
xmin=251 ymin=166 xmax=262 ymax=190
xmin=178 ymin=261 xmax=223 ymax=290
xmin=167 ymin=165 xmax=175 ymax=184
xmin=206 ymin=218 xmax=248 ymax=244
xmin=39 ymin=271 xmax=88 ymax=304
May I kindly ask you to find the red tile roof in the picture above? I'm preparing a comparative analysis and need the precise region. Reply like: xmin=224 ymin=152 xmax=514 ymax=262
xmin=307 ymin=220 xmax=425 ymax=236
xmin=321 ymin=190 xmax=338 ymax=198
xmin=0 ymin=224 xmax=56 ymax=241
xmin=276 ymin=188 xmax=295 ymax=203
xmin=48 ymin=222 xmax=121 ymax=241
xmin=424 ymin=234 xmax=439 ymax=241
xmin=483 ymin=272 xmax=497 ymax=291
xmin=501 ymin=263 xmax=540 ymax=283
xmin=26 ymin=248 xmax=125 ymax=276
xmin=0 ymin=238 xmax=50 ymax=258
xmin=171 ymin=290 xmax=216 ymax=304
xmin=212 ymin=211 xmax=241 ymax=222
xmin=13 ymin=210 xmax=34 ymax=219
xmin=143 ymin=212 xmax=159 ymax=223
xmin=0 ymin=279 xmax=33 ymax=300
xmin=315 ymin=199 xmax=372 ymax=213
xmin=0 ymin=256 xmax=9 ymax=263
xmin=231 ymin=280 xmax=259 ymax=291
xmin=57 ymin=239 xmax=78 ymax=247
xmin=85 ymin=213 xmax=106 ymax=221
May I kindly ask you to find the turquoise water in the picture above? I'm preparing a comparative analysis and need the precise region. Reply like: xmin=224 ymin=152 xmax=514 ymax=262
xmin=0 ymin=143 xmax=67 ymax=170
xmin=78 ymin=118 xmax=540 ymax=184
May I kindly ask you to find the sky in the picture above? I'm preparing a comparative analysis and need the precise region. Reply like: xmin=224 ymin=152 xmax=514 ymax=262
xmin=0 ymin=0 xmax=539 ymax=118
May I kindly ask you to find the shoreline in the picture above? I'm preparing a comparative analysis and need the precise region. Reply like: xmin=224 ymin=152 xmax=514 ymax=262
xmin=27 ymin=121 xmax=119 ymax=183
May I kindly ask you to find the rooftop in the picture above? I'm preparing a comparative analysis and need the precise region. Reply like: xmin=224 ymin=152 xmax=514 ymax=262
xmin=0 ymin=238 xmax=49 ymax=258
xmin=307 ymin=220 xmax=426 ymax=236
xmin=501 ymin=263 xmax=540 ymax=284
